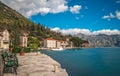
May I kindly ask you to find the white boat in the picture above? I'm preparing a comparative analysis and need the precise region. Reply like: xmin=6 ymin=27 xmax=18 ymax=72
xmin=51 ymin=47 xmax=64 ymax=51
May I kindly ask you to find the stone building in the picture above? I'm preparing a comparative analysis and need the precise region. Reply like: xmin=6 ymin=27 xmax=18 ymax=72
xmin=20 ymin=32 xmax=28 ymax=47
xmin=0 ymin=29 xmax=10 ymax=49
xmin=44 ymin=38 xmax=69 ymax=49
xmin=57 ymin=40 xmax=68 ymax=48
xmin=44 ymin=38 xmax=57 ymax=48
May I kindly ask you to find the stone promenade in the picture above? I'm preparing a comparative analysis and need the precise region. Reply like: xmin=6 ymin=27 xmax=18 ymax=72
xmin=3 ymin=52 xmax=68 ymax=76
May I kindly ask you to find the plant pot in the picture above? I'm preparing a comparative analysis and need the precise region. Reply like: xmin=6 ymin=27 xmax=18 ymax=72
xmin=20 ymin=52 xmax=25 ymax=56
xmin=9 ymin=48 xmax=13 ymax=52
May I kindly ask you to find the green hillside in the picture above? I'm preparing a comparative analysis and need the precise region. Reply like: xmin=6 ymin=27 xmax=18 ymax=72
xmin=0 ymin=1 xmax=68 ymax=46
xmin=0 ymin=1 xmax=32 ymax=26
xmin=0 ymin=1 xmax=86 ymax=48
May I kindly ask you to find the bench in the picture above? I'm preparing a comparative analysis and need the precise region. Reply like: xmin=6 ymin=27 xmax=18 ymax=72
xmin=0 ymin=52 xmax=3 ymax=76
xmin=1 ymin=52 xmax=19 ymax=75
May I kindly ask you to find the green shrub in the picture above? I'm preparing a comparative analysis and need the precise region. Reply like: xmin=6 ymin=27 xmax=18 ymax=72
xmin=23 ymin=47 xmax=30 ymax=53
xmin=12 ymin=46 xmax=21 ymax=53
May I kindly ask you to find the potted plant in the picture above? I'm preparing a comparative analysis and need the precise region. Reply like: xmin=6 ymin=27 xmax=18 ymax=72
xmin=20 ymin=47 xmax=25 ymax=56
xmin=9 ymin=47 xmax=13 ymax=53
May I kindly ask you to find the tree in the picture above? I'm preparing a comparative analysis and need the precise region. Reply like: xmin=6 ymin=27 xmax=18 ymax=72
xmin=70 ymin=37 xmax=83 ymax=47
xmin=28 ymin=37 xmax=40 ymax=50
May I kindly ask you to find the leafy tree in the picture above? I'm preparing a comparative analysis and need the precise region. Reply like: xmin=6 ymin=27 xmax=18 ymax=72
xmin=28 ymin=37 xmax=40 ymax=50
xmin=70 ymin=37 xmax=83 ymax=47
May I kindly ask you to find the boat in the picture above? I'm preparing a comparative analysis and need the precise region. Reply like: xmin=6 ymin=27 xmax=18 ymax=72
xmin=51 ymin=47 xmax=64 ymax=51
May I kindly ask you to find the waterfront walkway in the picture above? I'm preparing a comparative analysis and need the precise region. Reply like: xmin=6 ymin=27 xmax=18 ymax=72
xmin=3 ymin=52 xmax=68 ymax=76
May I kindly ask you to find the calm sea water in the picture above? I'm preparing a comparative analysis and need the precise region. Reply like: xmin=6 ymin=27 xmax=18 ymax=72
xmin=41 ymin=48 xmax=120 ymax=76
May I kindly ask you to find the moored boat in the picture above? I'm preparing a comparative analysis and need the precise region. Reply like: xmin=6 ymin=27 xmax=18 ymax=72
xmin=51 ymin=47 xmax=64 ymax=51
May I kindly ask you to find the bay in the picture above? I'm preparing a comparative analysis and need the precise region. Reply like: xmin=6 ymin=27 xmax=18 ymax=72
xmin=41 ymin=48 xmax=120 ymax=76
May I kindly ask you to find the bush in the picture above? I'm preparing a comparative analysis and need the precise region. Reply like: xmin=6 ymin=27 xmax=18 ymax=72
xmin=12 ymin=46 xmax=30 ymax=53
xmin=12 ymin=46 xmax=21 ymax=53
xmin=23 ymin=47 xmax=30 ymax=53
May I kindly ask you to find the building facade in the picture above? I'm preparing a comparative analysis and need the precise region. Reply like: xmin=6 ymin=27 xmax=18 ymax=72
xmin=44 ymin=38 xmax=57 ymax=48
xmin=56 ymin=40 xmax=68 ymax=48
xmin=44 ymin=38 xmax=69 ymax=49
xmin=0 ymin=29 xmax=10 ymax=49
xmin=20 ymin=33 xmax=28 ymax=47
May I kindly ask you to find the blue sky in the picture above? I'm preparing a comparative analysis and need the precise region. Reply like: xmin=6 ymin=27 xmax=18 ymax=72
xmin=1 ymin=0 xmax=120 ymax=35
xmin=30 ymin=0 xmax=120 ymax=31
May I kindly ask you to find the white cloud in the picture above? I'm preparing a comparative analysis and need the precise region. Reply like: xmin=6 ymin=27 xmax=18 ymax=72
xmin=70 ymin=5 xmax=82 ymax=14
xmin=51 ymin=27 xmax=60 ymax=32
xmin=102 ymin=13 xmax=115 ymax=20
xmin=102 ymin=15 xmax=110 ymax=19
xmin=102 ymin=11 xmax=120 ymax=20
xmin=0 ymin=0 xmax=68 ymax=18
xmin=75 ymin=15 xmax=84 ymax=20
xmin=102 ymin=9 xmax=105 ymax=11
xmin=75 ymin=17 xmax=80 ymax=20
xmin=51 ymin=27 xmax=120 ymax=35
xmin=85 ymin=6 xmax=88 ymax=9
xmin=92 ymin=29 xmax=120 ymax=35
xmin=116 ymin=11 xmax=120 ymax=20
xmin=81 ymin=15 xmax=84 ymax=18
xmin=0 ymin=0 xmax=84 ymax=18
xmin=61 ymin=28 xmax=91 ymax=35
xmin=116 ymin=0 xmax=120 ymax=3
xmin=109 ymin=13 xmax=115 ymax=18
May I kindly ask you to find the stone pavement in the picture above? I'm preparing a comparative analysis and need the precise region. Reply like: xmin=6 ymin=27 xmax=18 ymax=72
xmin=3 ymin=53 xmax=68 ymax=76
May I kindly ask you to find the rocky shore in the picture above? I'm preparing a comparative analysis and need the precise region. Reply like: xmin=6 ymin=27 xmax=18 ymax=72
xmin=3 ymin=52 xmax=68 ymax=76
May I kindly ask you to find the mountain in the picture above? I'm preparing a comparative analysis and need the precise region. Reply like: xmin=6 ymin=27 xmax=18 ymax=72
xmin=0 ymin=1 xmax=68 ymax=46
xmin=76 ymin=33 xmax=120 ymax=47
xmin=0 ymin=1 xmax=32 ymax=26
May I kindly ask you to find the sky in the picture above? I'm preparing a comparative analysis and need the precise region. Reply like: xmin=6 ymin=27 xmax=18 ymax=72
xmin=1 ymin=0 xmax=120 ymax=35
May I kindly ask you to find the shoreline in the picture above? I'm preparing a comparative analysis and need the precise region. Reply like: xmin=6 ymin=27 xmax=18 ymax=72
xmin=40 ymin=47 xmax=91 ymax=51
xmin=40 ymin=46 xmax=120 ymax=51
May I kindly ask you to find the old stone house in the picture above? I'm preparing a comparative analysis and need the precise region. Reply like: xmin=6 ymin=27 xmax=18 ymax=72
xmin=0 ymin=29 xmax=10 ymax=49
xmin=44 ymin=38 xmax=56 ymax=48
xmin=44 ymin=38 xmax=69 ymax=49
xmin=20 ymin=32 xmax=28 ymax=47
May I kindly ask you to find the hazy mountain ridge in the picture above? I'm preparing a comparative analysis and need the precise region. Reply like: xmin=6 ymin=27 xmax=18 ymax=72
xmin=76 ymin=33 xmax=120 ymax=47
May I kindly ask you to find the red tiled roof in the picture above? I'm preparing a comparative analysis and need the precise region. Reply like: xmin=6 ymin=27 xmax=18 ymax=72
xmin=57 ymin=40 xmax=64 ymax=42
xmin=45 ymin=38 xmax=56 ymax=40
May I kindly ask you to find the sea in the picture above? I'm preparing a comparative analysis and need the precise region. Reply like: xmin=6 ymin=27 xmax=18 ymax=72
xmin=41 ymin=48 xmax=120 ymax=76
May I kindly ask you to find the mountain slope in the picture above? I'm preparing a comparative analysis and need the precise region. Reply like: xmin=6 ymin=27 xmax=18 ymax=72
xmin=76 ymin=33 xmax=120 ymax=47
xmin=0 ymin=1 xmax=32 ymax=25
xmin=0 ymin=1 xmax=68 ymax=46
